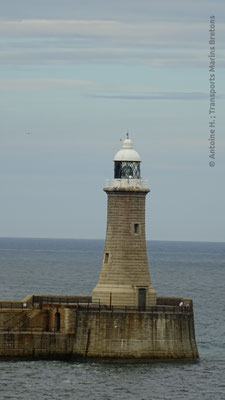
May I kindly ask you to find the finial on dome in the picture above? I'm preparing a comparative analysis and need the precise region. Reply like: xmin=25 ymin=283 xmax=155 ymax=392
xmin=114 ymin=136 xmax=141 ymax=162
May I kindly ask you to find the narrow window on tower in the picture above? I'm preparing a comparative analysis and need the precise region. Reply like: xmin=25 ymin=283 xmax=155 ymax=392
xmin=134 ymin=223 xmax=140 ymax=234
xmin=104 ymin=253 xmax=109 ymax=263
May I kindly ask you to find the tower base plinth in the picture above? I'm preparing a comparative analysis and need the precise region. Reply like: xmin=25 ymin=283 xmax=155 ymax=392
xmin=92 ymin=285 xmax=157 ymax=307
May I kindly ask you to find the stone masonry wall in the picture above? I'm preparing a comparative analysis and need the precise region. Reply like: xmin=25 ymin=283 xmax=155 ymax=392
xmin=0 ymin=309 xmax=49 ymax=332
xmin=0 ymin=307 xmax=199 ymax=361
xmin=92 ymin=188 xmax=156 ymax=306
xmin=73 ymin=309 xmax=198 ymax=360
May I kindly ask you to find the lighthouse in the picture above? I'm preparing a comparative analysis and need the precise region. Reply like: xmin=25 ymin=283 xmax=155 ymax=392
xmin=92 ymin=135 xmax=157 ymax=307
xmin=0 ymin=135 xmax=199 ymax=361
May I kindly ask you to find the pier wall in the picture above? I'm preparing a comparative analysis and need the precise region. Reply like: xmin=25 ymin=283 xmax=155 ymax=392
xmin=0 ymin=298 xmax=199 ymax=361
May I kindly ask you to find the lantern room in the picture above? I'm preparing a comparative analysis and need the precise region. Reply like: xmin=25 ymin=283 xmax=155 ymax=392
xmin=114 ymin=136 xmax=141 ymax=179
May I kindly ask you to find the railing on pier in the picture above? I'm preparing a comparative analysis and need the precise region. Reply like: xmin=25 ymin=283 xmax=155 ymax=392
xmin=0 ymin=296 xmax=193 ymax=314
xmin=32 ymin=295 xmax=92 ymax=306
xmin=72 ymin=304 xmax=193 ymax=314
xmin=0 ymin=301 xmax=29 ymax=309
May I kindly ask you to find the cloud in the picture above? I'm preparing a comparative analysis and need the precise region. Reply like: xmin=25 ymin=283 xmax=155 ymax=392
xmin=89 ymin=92 xmax=209 ymax=101
xmin=1 ymin=79 xmax=224 ymax=102
xmin=0 ymin=19 xmax=223 ymax=47
xmin=0 ymin=19 xmax=224 ymax=68
xmin=1 ymin=45 xmax=225 ymax=69
xmin=0 ymin=78 xmax=95 ymax=91
xmin=1 ymin=0 xmax=225 ymax=23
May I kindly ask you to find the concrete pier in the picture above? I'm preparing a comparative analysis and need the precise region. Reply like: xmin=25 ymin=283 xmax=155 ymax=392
xmin=0 ymin=295 xmax=199 ymax=361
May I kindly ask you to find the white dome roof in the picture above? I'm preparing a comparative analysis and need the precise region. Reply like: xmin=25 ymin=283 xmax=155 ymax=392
xmin=114 ymin=138 xmax=141 ymax=162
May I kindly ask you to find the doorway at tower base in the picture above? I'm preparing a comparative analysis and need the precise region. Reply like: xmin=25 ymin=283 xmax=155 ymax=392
xmin=92 ymin=285 xmax=157 ymax=307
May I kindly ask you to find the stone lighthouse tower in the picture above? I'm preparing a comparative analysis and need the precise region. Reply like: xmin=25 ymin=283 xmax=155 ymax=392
xmin=92 ymin=135 xmax=157 ymax=307
xmin=0 ymin=134 xmax=199 ymax=361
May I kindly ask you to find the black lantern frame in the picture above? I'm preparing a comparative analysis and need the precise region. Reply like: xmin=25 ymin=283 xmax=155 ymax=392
xmin=114 ymin=161 xmax=141 ymax=179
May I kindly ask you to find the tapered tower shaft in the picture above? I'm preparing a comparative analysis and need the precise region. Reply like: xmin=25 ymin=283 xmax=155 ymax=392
xmin=92 ymin=137 xmax=156 ymax=307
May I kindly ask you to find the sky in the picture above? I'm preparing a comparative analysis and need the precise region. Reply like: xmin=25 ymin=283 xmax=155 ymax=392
xmin=0 ymin=0 xmax=225 ymax=242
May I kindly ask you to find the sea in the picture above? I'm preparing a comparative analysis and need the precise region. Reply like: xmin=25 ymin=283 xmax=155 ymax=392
xmin=0 ymin=238 xmax=224 ymax=400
